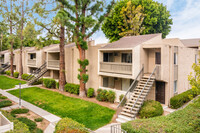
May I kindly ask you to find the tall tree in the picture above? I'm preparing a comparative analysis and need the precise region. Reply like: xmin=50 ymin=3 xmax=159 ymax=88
xmin=58 ymin=0 xmax=115 ymax=97
xmin=0 ymin=0 xmax=20 ymax=76
xmin=102 ymin=0 xmax=173 ymax=42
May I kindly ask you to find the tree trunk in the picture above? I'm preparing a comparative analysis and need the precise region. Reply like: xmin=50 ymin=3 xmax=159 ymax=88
xmin=19 ymin=0 xmax=24 ymax=79
xmin=10 ymin=0 xmax=14 ymax=77
xmin=59 ymin=25 xmax=66 ymax=91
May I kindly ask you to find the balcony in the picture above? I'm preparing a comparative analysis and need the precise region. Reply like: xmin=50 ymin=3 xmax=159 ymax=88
xmin=48 ymin=60 xmax=59 ymax=69
xmin=28 ymin=59 xmax=36 ymax=66
xmin=100 ymin=62 xmax=132 ymax=75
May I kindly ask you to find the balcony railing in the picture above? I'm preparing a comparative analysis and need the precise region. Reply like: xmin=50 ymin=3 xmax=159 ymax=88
xmin=100 ymin=62 xmax=132 ymax=75
xmin=48 ymin=60 xmax=59 ymax=68
xmin=28 ymin=59 xmax=36 ymax=66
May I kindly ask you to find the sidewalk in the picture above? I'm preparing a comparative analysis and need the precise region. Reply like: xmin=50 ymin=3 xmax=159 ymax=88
xmin=0 ymin=88 xmax=61 ymax=133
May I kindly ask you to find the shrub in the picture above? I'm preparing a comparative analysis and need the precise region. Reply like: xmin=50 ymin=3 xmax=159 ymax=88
xmin=106 ymin=90 xmax=116 ymax=103
xmin=43 ymin=78 xmax=56 ymax=89
xmin=119 ymin=94 xmax=127 ymax=106
xmin=14 ymin=72 xmax=19 ymax=78
xmin=32 ymin=78 xmax=43 ymax=85
xmin=170 ymin=88 xmax=199 ymax=109
xmin=0 ymin=100 xmax=12 ymax=108
xmin=11 ymin=108 xmax=29 ymax=115
xmin=96 ymin=89 xmax=102 ymax=101
xmin=64 ymin=83 xmax=80 ymax=95
xmin=34 ymin=118 xmax=43 ymax=122
xmin=5 ymin=70 xmax=11 ymax=76
xmin=139 ymin=100 xmax=163 ymax=118
xmin=17 ymin=117 xmax=37 ymax=131
xmin=21 ymin=74 xmax=30 ymax=80
xmin=87 ymin=88 xmax=94 ymax=98
xmin=35 ymin=128 xmax=43 ymax=133
xmin=99 ymin=89 xmax=108 ymax=101
xmin=56 ymin=82 xmax=59 ymax=89
xmin=0 ymin=95 xmax=7 ymax=99
xmin=55 ymin=117 xmax=89 ymax=133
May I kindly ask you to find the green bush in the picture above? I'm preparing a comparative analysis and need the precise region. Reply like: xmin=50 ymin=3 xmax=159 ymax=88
xmin=96 ymin=89 xmax=107 ymax=102
xmin=106 ymin=90 xmax=116 ymax=103
xmin=55 ymin=117 xmax=89 ymax=133
xmin=14 ymin=72 xmax=19 ymax=78
xmin=87 ymin=88 xmax=94 ymax=98
xmin=43 ymin=78 xmax=56 ymax=89
xmin=64 ymin=83 xmax=80 ymax=95
xmin=0 ymin=95 xmax=7 ymax=99
xmin=21 ymin=74 xmax=30 ymax=80
xmin=34 ymin=118 xmax=43 ymax=122
xmin=170 ymin=88 xmax=199 ymax=109
xmin=11 ymin=108 xmax=29 ymax=115
xmin=96 ymin=89 xmax=102 ymax=101
xmin=17 ymin=117 xmax=37 ymax=131
xmin=119 ymin=94 xmax=127 ymax=106
xmin=56 ymin=82 xmax=59 ymax=89
xmin=1 ymin=110 xmax=30 ymax=133
xmin=139 ymin=100 xmax=163 ymax=118
xmin=32 ymin=78 xmax=43 ymax=85
xmin=5 ymin=70 xmax=11 ymax=76
xmin=35 ymin=128 xmax=43 ymax=133
xmin=0 ymin=100 xmax=12 ymax=108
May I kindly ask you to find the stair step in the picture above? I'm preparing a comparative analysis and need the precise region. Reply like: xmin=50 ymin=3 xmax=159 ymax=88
xmin=139 ymin=81 xmax=153 ymax=84
xmin=134 ymin=89 xmax=148 ymax=92
xmin=128 ymin=100 xmax=143 ymax=105
xmin=143 ymin=76 xmax=155 ymax=79
xmin=133 ymin=91 xmax=147 ymax=96
xmin=122 ymin=107 xmax=139 ymax=112
xmin=126 ymin=102 xmax=143 ymax=107
xmin=118 ymin=115 xmax=134 ymax=121
xmin=137 ymin=83 xmax=152 ymax=87
xmin=116 ymin=118 xmax=128 ymax=123
xmin=141 ymin=79 xmax=154 ymax=82
xmin=120 ymin=112 xmax=135 ymax=118
xmin=124 ymin=105 xmax=140 ymax=110
xmin=136 ymin=86 xmax=150 ymax=89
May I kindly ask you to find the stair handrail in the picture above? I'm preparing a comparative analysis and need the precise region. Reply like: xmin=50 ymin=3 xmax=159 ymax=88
xmin=130 ymin=65 xmax=157 ymax=115
xmin=1 ymin=62 xmax=9 ymax=68
xmin=111 ymin=124 xmax=127 ymax=133
xmin=117 ymin=66 xmax=144 ymax=108
xmin=26 ymin=62 xmax=46 ymax=80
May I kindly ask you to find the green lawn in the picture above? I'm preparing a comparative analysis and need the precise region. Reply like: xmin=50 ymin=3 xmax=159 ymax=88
xmin=122 ymin=96 xmax=200 ymax=133
xmin=9 ymin=87 xmax=115 ymax=130
xmin=0 ymin=75 xmax=26 ymax=89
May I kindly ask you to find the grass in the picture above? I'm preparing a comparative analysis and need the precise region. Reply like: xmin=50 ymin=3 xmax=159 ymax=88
xmin=122 ymin=96 xmax=200 ymax=133
xmin=9 ymin=87 xmax=115 ymax=130
xmin=0 ymin=75 xmax=26 ymax=89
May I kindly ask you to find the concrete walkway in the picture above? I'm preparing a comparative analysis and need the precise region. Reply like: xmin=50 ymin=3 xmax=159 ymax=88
xmin=95 ymin=123 xmax=119 ymax=133
xmin=0 ymin=88 xmax=61 ymax=133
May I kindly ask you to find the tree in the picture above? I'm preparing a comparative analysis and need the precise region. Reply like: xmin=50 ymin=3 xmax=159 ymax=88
xmin=119 ymin=1 xmax=145 ymax=36
xmin=102 ymin=0 xmax=173 ymax=42
xmin=58 ymin=0 xmax=115 ymax=97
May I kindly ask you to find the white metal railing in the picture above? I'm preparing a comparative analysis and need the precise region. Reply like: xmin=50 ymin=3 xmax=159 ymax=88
xmin=48 ymin=60 xmax=59 ymax=68
xmin=28 ymin=59 xmax=36 ymax=66
xmin=111 ymin=124 xmax=127 ymax=133
xmin=0 ymin=112 xmax=14 ymax=132
xmin=100 ymin=62 xmax=132 ymax=75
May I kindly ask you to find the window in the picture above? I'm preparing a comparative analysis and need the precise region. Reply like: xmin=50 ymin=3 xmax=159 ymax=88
xmin=155 ymin=52 xmax=161 ymax=64
xmin=121 ymin=53 xmax=132 ymax=63
xmin=30 ymin=54 xmax=36 ymax=59
xmin=174 ymin=80 xmax=177 ymax=93
xmin=174 ymin=53 xmax=178 ymax=65
xmin=103 ymin=77 xmax=109 ymax=87
xmin=103 ymin=53 xmax=113 ymax=62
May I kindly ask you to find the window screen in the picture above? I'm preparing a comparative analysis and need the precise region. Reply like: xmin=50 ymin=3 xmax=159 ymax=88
xmin=155 ymin=52 xmax=161 ymax=64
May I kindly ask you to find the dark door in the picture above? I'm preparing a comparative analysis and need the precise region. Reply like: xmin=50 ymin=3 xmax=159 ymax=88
xmin=156 ymin=81 xmax=165 ymax=104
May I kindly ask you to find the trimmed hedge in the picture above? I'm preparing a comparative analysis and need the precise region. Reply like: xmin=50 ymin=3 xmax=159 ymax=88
xmin=87 ymin=88 xmax=94 ymax=98
xmin=0 ymin=94 xmax=7 ymax=99
xmin=14 ymin=72 xmax=19 ymax=78
xmin=96 ymin=89 xmax=116 ymax=103
xmin=6 ymin=70 xmax=11 ymax=76
xmin=55 ymin=118 xmax=89 ymax=133
xmin=17 ymin=117 xmax=37 ymax=131
xmin=170 ymin=88 xmax=199 ymax=109
xmin=43 ymin=78 xmax=56 ymax=89
xmin=56 ymin=82 xmax=59 ymax=89
xmin=119 ymin=94 xmax=127 ymax=106
xmin=0 ymin=100 xmax=12 ymax=108
xmin=11 ymin=108 xmax=29 ymax=115
xmin=139 ymin=100 xmax=163 ymax=118
xmin=64 ymin=83 xmax=80 ymax=95
xmin=32 ymin=78 xmax=43 ymax=85
xmin=34 ymin=118 xmax=43 ymax=122
xmin=21 ymin=74 xmax=30 ymax=80
xmin=1 ymin=110 xmax=30 ymax=133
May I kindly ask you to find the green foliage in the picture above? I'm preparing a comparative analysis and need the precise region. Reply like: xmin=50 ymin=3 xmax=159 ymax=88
xmin=78 ymin=59 xmax=89 ymax=69
xmin=0 ymin=75 xmax=26 ymax=89
xmin=34 ymin=118 xmax=43 ymax=122
xmin=11 ymin=108 xmax=29 ymax=115
xmin=102 ymin=0 xmax=173 ymax=42
xmin=64 ymin=83 xmax=80 ymax=95
xmin=87 ymin=88 xmax=94 ymax=98
xmin=6 ymin=70 xmax=11 ymax=76
xmin=170 ymin=87 xmax=199 ymax=109
xmin=17 ymin=117 xmax=37 ymax=131
xmin=1 ymin=110 xmax=30 ymax=133
xmin=14 ymin=72 xmax=19 ymax=78
xmin=55 ymin=118 xmax=89 ymax=133
xmin=34 ymin=128 xmax=43 ymax=133
xmin=119 ymin=94 xmax=127 ymax=106
xmin=139 ymin=100 xmax=163 ymax=118
xmin=43 ymin=78 xmax=56 ymax=89
xmin=32 ymin=78 xmax=43 ymax=85
xmin=0 ymin=100 xmax=12 ymax=108
xmin=106 ymin=91 xmax=116 ymax=103
xmin=56 ymin=82 xmax=59 ymax=89
xmin=0 ymin=94 xmax=7 ymax=99
xmin=21 ymin=74 xmax=30 ymax=80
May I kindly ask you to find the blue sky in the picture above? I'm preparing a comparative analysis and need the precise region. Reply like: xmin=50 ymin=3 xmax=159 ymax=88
xmin=92 ymin=0 xmax=200 ymax=44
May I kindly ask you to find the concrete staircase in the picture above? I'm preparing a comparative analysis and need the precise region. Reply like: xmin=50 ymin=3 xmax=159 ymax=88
xmin=116 ymin=74 xmax=155 ymax=123
xmin=28 ymin=68 xmax=48 ymax=85
xmin=0 ymin=62 xmax=10 ymax=73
